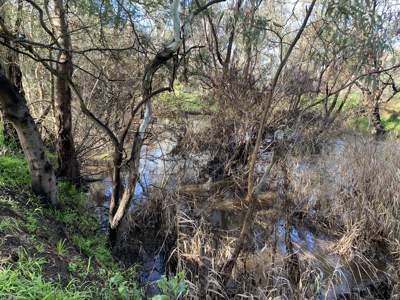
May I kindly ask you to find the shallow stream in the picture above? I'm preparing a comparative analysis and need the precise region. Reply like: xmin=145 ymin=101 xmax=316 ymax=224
xmin=88 ymin=128 xmax=391 ymax=299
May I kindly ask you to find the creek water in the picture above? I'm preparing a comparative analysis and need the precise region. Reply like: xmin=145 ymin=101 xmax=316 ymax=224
xmin=89 ymin=129 xmax=391 ymax=299
xmin=90 ymin=122 xmax=210 ymax=295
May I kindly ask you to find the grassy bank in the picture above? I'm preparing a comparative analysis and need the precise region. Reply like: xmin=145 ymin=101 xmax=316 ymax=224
xmin=0 ymin=133 xmax=143 ymax=299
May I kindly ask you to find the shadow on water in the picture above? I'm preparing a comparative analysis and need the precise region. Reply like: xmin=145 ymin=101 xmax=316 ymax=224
xmin=92 ymin=143 xmax=174 ymax=295
xmin=90 ymin=128 xmax=210 ymax=296
xmin=90 ymin=132 xmax=392 ymax=299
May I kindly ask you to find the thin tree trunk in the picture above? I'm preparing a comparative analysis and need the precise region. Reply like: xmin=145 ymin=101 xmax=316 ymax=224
xmin=221 ymin=0 xmax=316 ymax=278
xmin=0 ymin=73 xmax=58 ymax=206
xmin=51 ymin=0 xmax=80 ymax=183
xmin=108 ymin=0 xmax=180 ymax=245
xmin=106 ymin=0 xmax=225 ymax=246
xmin=371 ymin=95 xmax=385 ymax=137
xmin=108 ymin=58 xmax=160 ymax=246
xmin=108 ymin=147 xmax=124 ymax=247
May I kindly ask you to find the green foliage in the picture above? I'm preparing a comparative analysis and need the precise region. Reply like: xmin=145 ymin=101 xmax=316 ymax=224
xmin=157 ymin=83 xmax=205 ymax=113
xmin=0 ymin=127 xmax=4 ymax=146
xmin=324 ymin=0 xmax=392 ymax=57
xmin=0 ymin=248 xmax=91 ymax=300
xmin=51 ymin=183 xmax=114 ymax=265
xmin=382 ymin=114 xmax=400 ymax=132
xmin=352 ymin=113 xmax=400 ymax=134
xmin=0 ymin=154 xmax=30 ymax=187
xmin=342 ymin=91 xmax=362 ymax=109
xmin=47 ymin=151 xmax=58 ymax=169
xmin=72 ymin=235 xmax=113 ymax=266
xmin=0 ymin=217 xmax=20 ymax=233
xmin=0 ymin=150 xmax=143 ymax=299
xmin=151 ymin=272 xmax=188 ymax=300
xmin=25 ymin=210 xmax=40 ymax=234
xmin=68 ymin=256 xmax=85 ymax=273
xmin=0 ymin=126 xmax=21 ymax=153
xmin=352 ymin=116 xmax=369 ymax=131
xmin=100 ymin=268 xmax=143 ymax=300
xmin=55 ymin=239 xmax=67 ymax=256
xmin=58 ymin=181 xmax=86 ymax=207
xmin=52 ymin=206 xmax=113 ymax=266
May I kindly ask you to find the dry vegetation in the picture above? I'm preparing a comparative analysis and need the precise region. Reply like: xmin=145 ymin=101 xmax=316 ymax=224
xmin=1 ymin=0 xmax=400 ymax=299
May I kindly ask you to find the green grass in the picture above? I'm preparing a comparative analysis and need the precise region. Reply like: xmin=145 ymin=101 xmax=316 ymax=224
xmin=338 ymin=91 xmax=400 ymax=134
xmin=382 ymin=113 xmax=400 ymax=131
xmin=352 ymin=116 xmax=370 ymax=132
xmin=156 ymin=82 xmax=206 ymax=113
xmin=0 ymin=127 xmax=4 ymax=146
xmin=351 ymin=99 xmax=400 ymax=134
xmin=55 ymin=239 xmax=67 ymax=256
xmin=0 ymin=154 xmax=31 ymax=187
xmin=0 ymin=249 xmax=91 ymax=300
xmin=71 ymin=234 xmax=113 ymax=266
xmin=0 ymin=142 xmax=143 ymax=299
xmin=0 ymin=130 xmax=185 ymax=300
xmin=25 ymin=210 xmax=40 ymax=234
xmin=0 ymin=126 xmax=22 ymax=152
xmin=57 ymin=181 xmax=86 ymax=207
xmin=0 ymin=217 xmax=20 ymax=232
xmin=353 ymin=113 xmax=400 ymax=133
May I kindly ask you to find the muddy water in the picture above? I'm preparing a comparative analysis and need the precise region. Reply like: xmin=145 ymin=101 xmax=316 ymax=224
xmin=93 ymin=123 xmax=209 ymax=228
xmin=89 ymin=119 xmax=211 ymax=294
xmin=90 ymin=131 xmax=391 ymax=299
xmin=230 ymin=214 xmax=391 ymax=299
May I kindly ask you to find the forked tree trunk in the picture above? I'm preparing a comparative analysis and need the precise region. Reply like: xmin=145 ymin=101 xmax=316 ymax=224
xmin=108 ymin=57 xmax=165 ymax=246
xmin=51 ymin=0 xmax=80 ymax=183
xmin=108 ymin=147 xmax=124 ymax=246
xmin=107 ymin=0 xmax=225 ymax=246
xmin=108 ymin=0 xmax=181 ymax=246
xmin=0 ymin=74 xmax=58 ymax=206
xmin=109 ymin=134 xmax=142 ymax=246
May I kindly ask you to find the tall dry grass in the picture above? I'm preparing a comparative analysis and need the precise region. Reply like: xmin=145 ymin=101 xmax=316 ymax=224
xmin=167 ymin=133 xmax=400 ymax=299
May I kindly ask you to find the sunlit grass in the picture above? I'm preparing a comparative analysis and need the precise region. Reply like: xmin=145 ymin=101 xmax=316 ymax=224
xmin=156 ymin=82 xmax=206 ymax=113
xmin=0 ymin=248 xmax=91 ymax=300
xmin=0 ymin=155 xmax=31 ymax=187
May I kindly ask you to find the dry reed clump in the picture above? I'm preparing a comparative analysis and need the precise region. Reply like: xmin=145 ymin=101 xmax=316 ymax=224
xmin=286 ymin=134 xmax=400 ymax=296
xmin=153 ymin=131 xmax=400 ymax=299
xmin=288 ymin=134 xmax=400 ymax=252
xmin=319 ymin=136 xmax=400 ymax=254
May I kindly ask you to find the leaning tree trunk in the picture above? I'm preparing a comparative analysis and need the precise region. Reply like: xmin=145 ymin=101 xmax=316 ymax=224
xmin=108 ymin=0 xmax=181 ymax=246
xmin=108 ymin=56 xmax=167 ymax=246
xmin=1 ymin=0 xmax=24 ymax=150
xmin=106 ymin=0 xmax=225 ymax=246
xmin=221 ymin=0 xmax=316 ymax=278
xmin=0 ymin=73 xmax=58 ymax=206
xmin=51 ymin=0 xmax=80 ymax=183
xmin=1 ymin=46 xmax=22 ymax=149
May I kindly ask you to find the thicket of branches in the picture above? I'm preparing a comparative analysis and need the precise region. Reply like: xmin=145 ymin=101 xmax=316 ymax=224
xmin=1 ymin=0 xmax=400 ymax=297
